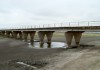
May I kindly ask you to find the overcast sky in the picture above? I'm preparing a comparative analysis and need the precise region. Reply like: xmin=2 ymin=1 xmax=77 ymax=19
xmin=0 ymin=0 xmax=100 ymax=27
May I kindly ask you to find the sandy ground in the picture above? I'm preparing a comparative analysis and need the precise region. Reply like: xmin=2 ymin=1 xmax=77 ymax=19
xmin=0 ymin=33 xmax=100 ymax=70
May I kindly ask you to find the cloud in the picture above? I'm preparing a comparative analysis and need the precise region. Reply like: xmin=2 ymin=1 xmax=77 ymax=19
xmin=0 ymin=0 xmax=100 ymax=28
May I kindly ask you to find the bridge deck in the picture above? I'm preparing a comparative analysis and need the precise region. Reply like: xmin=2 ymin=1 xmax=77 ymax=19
xmin=1 ymin=26 xmax=100 ymax=32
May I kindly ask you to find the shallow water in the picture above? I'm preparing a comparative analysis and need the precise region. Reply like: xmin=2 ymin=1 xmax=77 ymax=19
xmin=28 ymin=42 xmax=67 ymax=49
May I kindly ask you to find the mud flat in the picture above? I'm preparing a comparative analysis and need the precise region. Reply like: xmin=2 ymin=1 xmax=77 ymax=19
xmin=0 ymin=33 xmax=100 ymax=70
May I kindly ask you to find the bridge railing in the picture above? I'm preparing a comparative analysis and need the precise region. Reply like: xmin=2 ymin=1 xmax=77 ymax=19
xmin=0 ymin=21 xmax=100 ymax=30
xmin=39 ymin=21 xmax=100 ymax=28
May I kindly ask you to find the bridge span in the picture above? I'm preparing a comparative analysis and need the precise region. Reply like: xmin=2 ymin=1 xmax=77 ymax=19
xmin=0 ymin=21 xmax=100 ymax=48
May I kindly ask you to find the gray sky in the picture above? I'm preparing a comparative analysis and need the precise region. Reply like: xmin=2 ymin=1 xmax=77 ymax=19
xmin=0 ymin=0 xmax=100 ymax=27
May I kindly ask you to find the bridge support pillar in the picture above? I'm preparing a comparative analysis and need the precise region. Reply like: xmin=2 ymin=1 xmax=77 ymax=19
xmin=1 ymin=31 xmax=5 ymax=36
xmin=30 ymin=31 xmax=36 ymax=42
xmin=10 ymin=32 xmax=13 ymax=38
xmin=12 ymin=32 xmax=18 ymax=39
xmin=73 ymin=32 xmax=82 ymax=47
xmin=46 ymin=31 xmax=54 ymax=44
xmin=23 ymin=31 xmax=36 ymax=42
xmin=19 ymin=32 xmax=23 ymax=39
xmin=65 ymin=31 xmax=84 ymax=48
xmin=38 ymin=31 xmax=45 ymax=44
xmin=23 ymin=32 xmax=28 ymax=41
xmin=6 ymin=32 xmax=10 ymax=37
xmin=6 ymin=31 xmax=12 ymax=37
xmin=65 ymin=32 xmax=73 ymax=48
xmin=12 ymin=31 xmax=22 ymax=39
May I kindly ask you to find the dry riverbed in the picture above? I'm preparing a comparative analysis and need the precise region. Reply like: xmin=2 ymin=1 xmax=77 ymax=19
xmin=0 ymin=33 xmax=100 ymax=70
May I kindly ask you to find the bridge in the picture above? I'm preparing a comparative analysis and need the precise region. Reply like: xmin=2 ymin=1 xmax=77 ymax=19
xmin=0 ymin=21 xmax=100 ymax=48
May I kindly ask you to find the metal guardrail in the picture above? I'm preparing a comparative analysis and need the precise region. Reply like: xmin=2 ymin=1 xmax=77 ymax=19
xmin=0 ymin=21 xmax=100 ymax=30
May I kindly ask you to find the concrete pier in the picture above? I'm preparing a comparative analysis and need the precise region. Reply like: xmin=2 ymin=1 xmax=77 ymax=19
xmin=23 ymin=31 xmax=28 ymax=41
xmin=30 ymin=31 xmax=36 ymax=42
xmin=46 ymin=31 xmax=54 ymax=44
xmin=65 ymin=32 xmax=73 ymax=48
xmin=38 ymin=31 xmax=45 ymax=44
xmin=10 ymin=32 xmax=13 ymax=38
xmin=73 ymin=32 xmax=83 ymax=47
xmin=65 ymin=31 xmax=83 ymax=48
xmin=12 ymin=31 xmax=18 ymax=39
xmin=38 ymin=31 xmax=54 ymax=45
xmin=18 ymin=32 xmax=23 ymax=39
xmin=6 ymin=31 xmax=11 ymax=37
xmin=1 ymin=31 xmax=5 ymax=36
xmin=23 ymin=31 xmax=36 ymax=42
xmin=12 ymin=31 xmax=22 ymax=39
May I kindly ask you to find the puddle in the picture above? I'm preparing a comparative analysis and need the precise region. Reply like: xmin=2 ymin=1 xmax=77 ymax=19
xmin=28 ymin=42 xmax=67 ymax=49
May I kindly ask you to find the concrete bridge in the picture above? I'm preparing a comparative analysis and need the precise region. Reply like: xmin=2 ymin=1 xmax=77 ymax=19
xmin=0 ymin=21 xmax=100 ymax=48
